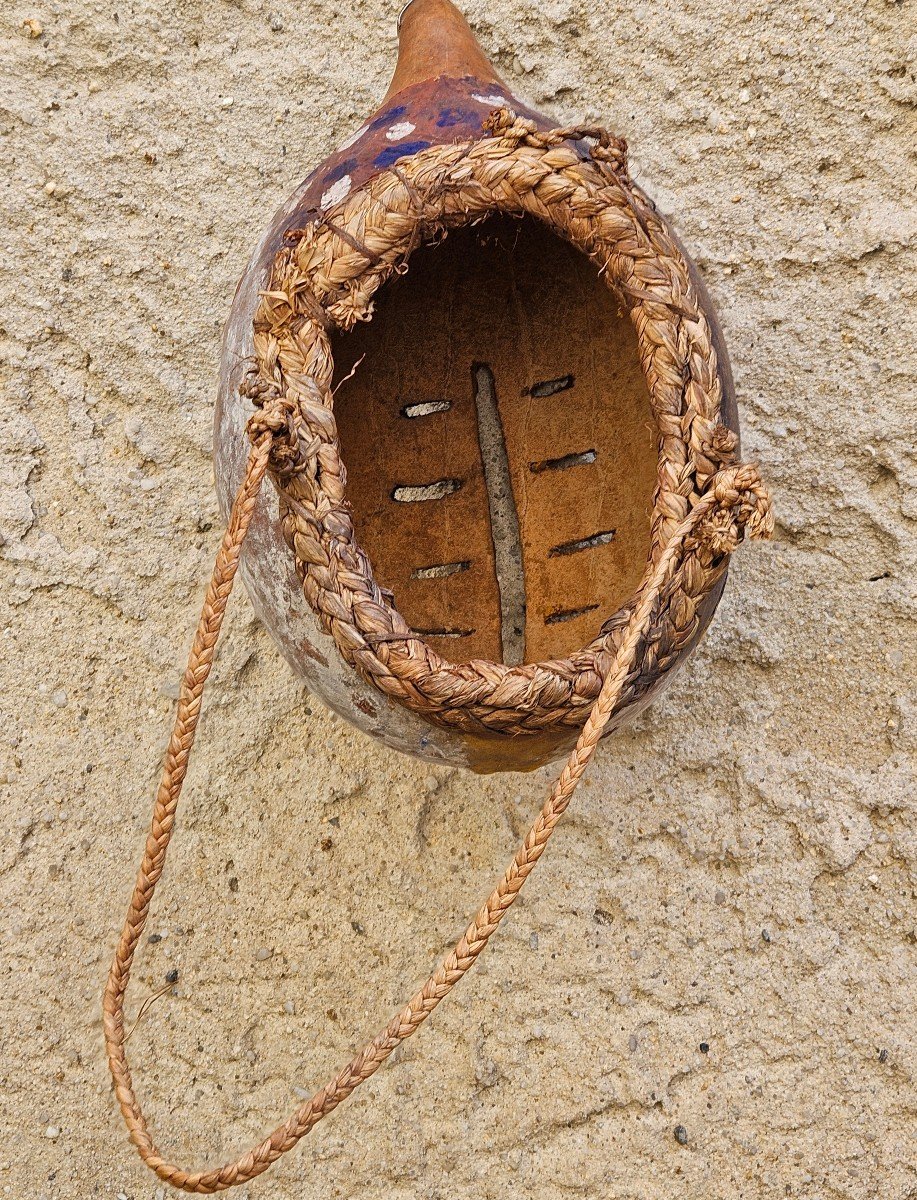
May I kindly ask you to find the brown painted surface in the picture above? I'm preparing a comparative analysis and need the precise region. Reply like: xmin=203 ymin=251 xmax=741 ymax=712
xmin=385 ymin=0 xmax=502 ymax=100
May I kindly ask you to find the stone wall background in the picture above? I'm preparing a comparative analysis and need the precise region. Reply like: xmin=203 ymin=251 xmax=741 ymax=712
xmin=1 ymin=0 xmax=914 ymax=1197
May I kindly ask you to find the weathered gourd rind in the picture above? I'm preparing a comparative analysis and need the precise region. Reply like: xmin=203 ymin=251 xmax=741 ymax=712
xmin=215 ymin=76 xmax=560 ymax=771
xmin=214 ymin=39 xmax=738 ymax=772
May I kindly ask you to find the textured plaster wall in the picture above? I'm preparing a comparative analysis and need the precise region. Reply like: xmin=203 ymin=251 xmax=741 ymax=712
xmin=1 ymin=1 xmax=915 ymax=1197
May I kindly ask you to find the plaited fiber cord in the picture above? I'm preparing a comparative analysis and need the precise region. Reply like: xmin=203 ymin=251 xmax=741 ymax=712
xmin=103 ymin=386 xmax=772 ymax=1191
xmin=250 ymin=110 xmax=747 ymax=737
xmin=105 ymin=110 xmax=773 ymax=1190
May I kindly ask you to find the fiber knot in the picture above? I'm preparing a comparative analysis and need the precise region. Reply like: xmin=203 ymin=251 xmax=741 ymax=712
xmin=710 ymin=423 xmax=739 ymax=463
xmin=585 ymin=130 xmax=628 ymax=177
xmin=696 ymin=463 xmax=774 ymax=556
xmin=246 ymin=391 xmax=302 ymax=478
xmin=484 ymin=108 xmax=538 ymax=144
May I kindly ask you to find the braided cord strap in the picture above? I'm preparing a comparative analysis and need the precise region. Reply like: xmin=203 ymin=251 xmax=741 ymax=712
xmin=103 ymin=391 xmax=772 ymax=1191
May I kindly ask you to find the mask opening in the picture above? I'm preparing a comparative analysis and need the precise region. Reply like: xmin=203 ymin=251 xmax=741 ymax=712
xmin=331 ymin=214 xmax=657 ymax=667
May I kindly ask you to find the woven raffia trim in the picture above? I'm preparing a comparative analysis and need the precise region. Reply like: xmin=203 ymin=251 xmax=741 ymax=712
xmin=249 ymin=111 xmax=740 ymax=735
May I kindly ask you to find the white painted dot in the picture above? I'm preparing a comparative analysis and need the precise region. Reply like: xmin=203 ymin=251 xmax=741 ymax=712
xmin=386 ymin=120 xmax=416 ymax=140
xmin=320 ymin=174 xmax=351 ymax=209
xmin=472 ymin=92 xmax=505 ymax=106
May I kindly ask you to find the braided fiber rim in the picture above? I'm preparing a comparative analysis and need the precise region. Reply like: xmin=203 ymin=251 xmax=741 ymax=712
xmin=249 ymin=111 xmax=740 ymax=736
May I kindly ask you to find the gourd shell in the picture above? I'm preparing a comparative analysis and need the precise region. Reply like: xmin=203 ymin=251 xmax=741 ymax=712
xmin=213 ymin=2 xmax=738 ymax=772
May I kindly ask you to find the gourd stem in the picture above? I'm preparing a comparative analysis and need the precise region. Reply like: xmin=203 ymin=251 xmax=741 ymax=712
xmin=384 ymin=0 xmax=502 ymax=101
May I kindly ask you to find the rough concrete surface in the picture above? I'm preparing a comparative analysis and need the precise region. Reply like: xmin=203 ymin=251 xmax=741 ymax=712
xmin=1 ymin=0 xmax=915 ymax=1197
